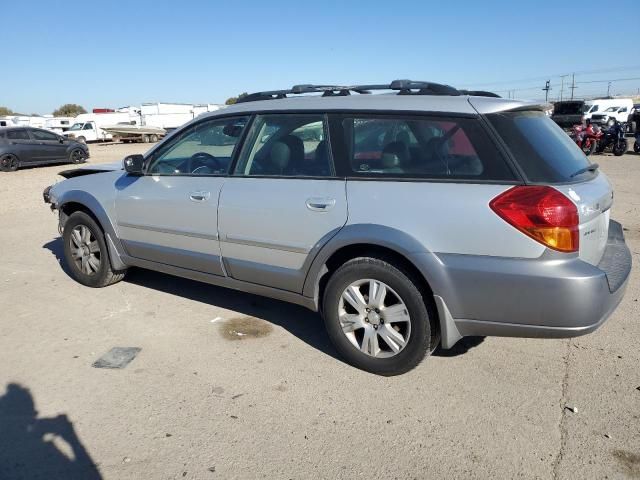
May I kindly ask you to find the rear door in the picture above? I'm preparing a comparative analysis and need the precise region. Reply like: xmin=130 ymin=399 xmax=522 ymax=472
xmin=6 ymin=129 xmax=38 ymax=163
xmin=486 ymin=109 xmax=612 ymax=265
xmin=30 ymin=128 xmax=67 ymax=161
xmin=218 ymin=113 xmax=347 ymax=292
xmin=115 ymin=115 xmax=249 ymax=275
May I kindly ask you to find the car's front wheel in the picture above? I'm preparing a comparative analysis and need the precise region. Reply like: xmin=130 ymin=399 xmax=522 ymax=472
xmin=322 ymin=257 xmax=433 ymax=376
xmin=62 ymin=211 xmax=127 ymax=287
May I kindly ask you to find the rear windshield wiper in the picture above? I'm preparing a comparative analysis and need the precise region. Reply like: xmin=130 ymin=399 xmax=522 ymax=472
xmin=570 ymin=163 xmax=599 ymax=178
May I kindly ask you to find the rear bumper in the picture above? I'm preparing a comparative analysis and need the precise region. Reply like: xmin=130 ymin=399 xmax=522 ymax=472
xmin=411 ymin=220 xmax=631 ymax=347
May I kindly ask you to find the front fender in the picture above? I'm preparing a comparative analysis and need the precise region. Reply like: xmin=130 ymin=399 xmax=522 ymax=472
xmin=56 ymin=189 xmax=127 ymax=271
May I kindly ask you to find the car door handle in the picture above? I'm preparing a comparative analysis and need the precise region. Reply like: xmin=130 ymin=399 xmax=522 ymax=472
xmin=306 ymin=197 xmax=336 ymax=211
xmin=189 ymin=191 xmax=211 ymax=202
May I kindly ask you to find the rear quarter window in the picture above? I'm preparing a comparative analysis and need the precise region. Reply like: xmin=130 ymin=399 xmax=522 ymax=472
xmin=337 ymin=115 xmax=516 ymax=181
xmin=488 ymin=110 xmax=593 ymax=183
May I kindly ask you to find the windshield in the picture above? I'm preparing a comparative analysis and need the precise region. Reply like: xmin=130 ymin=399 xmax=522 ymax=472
xmin=488 ymin=110 xmax=594 ymax=183
xmin=583 ymin=104 xmax=598 ymax=113
xmin=68 ymin=123 xmax=83 ymax=131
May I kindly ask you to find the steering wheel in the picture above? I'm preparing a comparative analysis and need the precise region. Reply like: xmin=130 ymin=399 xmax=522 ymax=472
xmin=186 ymin=152 xmax=221 ymax=174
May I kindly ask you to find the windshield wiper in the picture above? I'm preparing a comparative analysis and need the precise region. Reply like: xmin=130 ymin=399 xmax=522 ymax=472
xmin=570 ymin=163 xmax=599 ymax=178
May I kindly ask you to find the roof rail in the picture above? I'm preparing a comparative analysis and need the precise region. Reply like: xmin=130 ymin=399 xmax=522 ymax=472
xmin=235 ymin=80 xmax=465 ymax=104
xmin=458 ymin=90 xmax=502 ymax=98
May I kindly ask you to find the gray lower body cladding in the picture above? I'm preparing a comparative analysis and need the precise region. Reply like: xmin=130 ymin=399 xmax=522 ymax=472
xmin=414 ymin=220 xmax=631 ymax=346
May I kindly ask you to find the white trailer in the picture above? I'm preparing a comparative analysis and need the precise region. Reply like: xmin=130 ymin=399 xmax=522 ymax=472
xmin=43 ymin=116 xmax=74 ymax=134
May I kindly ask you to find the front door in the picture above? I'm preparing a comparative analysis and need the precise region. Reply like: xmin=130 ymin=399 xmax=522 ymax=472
xmin=29 ymin=128 xmax=68 ymax=161
xmin=114 ymin=115 xmax=249 ymax=275
xmin=218 ymin=113 xmax=347 ymax=292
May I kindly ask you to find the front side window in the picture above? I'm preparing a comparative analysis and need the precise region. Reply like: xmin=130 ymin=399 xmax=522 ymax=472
xmin=234 ymin=114 xmax=332 ymax=177
xmin=340 ymin=116 xmax=514 ymax=180
xmin=31 ymin=129 xmax=59 ymax=141
xmin=147 ymin=116 xmax=248 ymax=175
xmin=6 ymin=129 xmax=29 ymax=140
xmin=82 ymin=123 xmax=93 ymax=130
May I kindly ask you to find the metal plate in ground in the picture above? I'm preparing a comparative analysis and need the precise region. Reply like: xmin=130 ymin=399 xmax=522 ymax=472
xmin=92 ymin=347 xmax=141 ymax=369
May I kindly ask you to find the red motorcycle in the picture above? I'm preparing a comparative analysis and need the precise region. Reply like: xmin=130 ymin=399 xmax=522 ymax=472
xmin=572 ymin=123 xmax=602 ymax=156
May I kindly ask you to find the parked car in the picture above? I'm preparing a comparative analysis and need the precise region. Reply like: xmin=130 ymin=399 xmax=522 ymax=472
xmin=0 ymin=127 xmax=89 ymax=172
xmin=43 ymin=81 xmax=631 ymax=375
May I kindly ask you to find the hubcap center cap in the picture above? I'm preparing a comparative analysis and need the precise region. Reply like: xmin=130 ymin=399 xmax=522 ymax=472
xmin=368 ymin=311 xmax=381 ymax=325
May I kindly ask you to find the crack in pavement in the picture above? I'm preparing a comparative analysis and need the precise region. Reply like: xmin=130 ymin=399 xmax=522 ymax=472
xmin=551 ymin=339 xmax=572 ymax=480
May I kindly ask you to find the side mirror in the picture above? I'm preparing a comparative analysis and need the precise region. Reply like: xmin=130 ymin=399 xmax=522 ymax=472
xmin=123 ymin=154 xmax=145 ymax=175
xmin=59 ymin=137 xmax=64 ymax=143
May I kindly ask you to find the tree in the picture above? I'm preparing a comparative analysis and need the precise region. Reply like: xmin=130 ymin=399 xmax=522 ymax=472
xmin=0 ymin=106 xmax=13 ymax=116
xmin=224 ymin=92 xmax=248 ymax=105
xmin=53 ymin=104 xmax=87 ymax=117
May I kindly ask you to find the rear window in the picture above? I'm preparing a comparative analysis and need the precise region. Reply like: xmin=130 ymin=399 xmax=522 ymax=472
xmin=340 ymin=116 xmax=515 ymax=181
xmin=488 ymin=110 xmax=593 ymax=183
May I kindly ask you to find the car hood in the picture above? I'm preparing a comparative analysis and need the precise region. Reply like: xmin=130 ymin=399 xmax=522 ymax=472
xmin=58 ymin=161 xmax=123 ymax=179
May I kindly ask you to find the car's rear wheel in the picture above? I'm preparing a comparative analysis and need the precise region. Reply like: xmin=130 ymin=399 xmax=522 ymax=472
xmin=69 ymin=148 xmax=86 ymax=164
xmin=322 ymin=257 xmax=433 ymax=376
xmin=0 ymin=154 xmax=19 ymax=172
xmin=62 ymin=211 xmax=127 ymax=287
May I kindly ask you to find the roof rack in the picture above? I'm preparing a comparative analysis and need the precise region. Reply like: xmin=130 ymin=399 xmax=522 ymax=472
xmin=235 ymin=80 xmax=499 ymax=103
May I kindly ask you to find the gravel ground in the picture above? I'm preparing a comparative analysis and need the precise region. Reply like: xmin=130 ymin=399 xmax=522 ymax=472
xmin=0 ymin=141 xmax=638 ymax=479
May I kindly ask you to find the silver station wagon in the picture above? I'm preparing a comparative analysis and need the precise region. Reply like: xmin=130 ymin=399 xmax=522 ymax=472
xmin=44 ymin=81 xmax=631 ymax=375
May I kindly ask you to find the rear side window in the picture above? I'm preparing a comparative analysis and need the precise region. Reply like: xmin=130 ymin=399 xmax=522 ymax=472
xmin=234 ymin=114 xmax=332 ymax=177
xmin=339 ymin=116 xmax=515 ymax=181
xmin=488 ymin=110 xmax=593 ymax=183
xmin=6 ymin=129 xmax=30 ymax=140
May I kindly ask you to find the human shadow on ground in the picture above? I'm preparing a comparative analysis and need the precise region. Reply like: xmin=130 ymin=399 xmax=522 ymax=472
xmin=0 ymin=383 xmax=102 ymax=479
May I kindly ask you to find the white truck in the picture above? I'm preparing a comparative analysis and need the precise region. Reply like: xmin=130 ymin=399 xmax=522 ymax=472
xmin=63 ymin=112 xmax=135 ymax=143
xmin=587 ymin=98 xmax=634 ymax=126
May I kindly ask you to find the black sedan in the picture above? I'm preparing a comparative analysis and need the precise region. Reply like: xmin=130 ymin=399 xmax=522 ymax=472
xmin=0 ymin=127 xmax=89 ymax=172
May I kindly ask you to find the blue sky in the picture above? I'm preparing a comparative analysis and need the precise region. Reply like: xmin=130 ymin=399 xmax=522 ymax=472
xmin=2 ymin=0 xmax=639 ymax=114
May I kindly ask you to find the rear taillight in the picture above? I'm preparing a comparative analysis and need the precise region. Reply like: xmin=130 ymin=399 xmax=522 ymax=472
xmin=490 ymin=186 xmax=579 ymax=252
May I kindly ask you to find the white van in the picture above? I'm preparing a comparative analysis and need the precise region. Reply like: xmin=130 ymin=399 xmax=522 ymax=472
xmin=587 ymin=98 xmax=634 ymax=126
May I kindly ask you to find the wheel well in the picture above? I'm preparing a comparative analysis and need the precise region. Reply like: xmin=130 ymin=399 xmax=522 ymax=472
xmin=319 ymin=243 xmax=439 ymax=338
xmin=59 ymin=202 xmax=102 ymax=232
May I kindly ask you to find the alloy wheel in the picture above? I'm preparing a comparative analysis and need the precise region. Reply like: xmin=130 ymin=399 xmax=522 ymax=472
xmin=69 ymin=225 xmax=101 ymax=275
xmin=338 ymin=279 xmax=411 ymax=358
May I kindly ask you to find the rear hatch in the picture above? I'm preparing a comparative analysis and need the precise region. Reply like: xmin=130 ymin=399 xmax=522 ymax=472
xmin=486 ymin=109 xmax=612 ymax=265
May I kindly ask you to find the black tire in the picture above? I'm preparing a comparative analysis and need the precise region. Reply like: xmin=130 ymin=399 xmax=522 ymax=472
xmin=613 ymin=139 xmax=628 ymax=156
xmin=582 ymin=141 xmax=596 ymax=156
xmin=0 ymin=153 xmax=19 ymax=172
xmin=69 ymin=148 xmax=86 ymax=164
xmin=76 ymin=136 xmax=86 ymax=144
xmin=634 ymin=141 xmax=640 ymax=154
xmin=322 ymin=257 xmax=434 ymax=376
xmin=62 ymin=211 xmax=127 ymax=287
